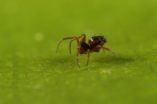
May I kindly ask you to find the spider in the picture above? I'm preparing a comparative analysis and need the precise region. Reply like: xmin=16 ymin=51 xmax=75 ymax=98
xmin=56 ymin=34 xmax=114 ymax=67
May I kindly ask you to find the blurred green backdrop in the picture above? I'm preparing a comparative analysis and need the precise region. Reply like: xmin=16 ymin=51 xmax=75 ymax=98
xmin=0 ymin=0 xmax=157 ymax=104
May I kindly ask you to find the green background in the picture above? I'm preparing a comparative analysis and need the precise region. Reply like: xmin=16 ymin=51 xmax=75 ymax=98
xmin=0 ymin=0 xmax=157 ymax=104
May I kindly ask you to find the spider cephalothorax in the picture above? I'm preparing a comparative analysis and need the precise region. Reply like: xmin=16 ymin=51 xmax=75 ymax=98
xmin=56 ymin=34 xmax=113 ymax=67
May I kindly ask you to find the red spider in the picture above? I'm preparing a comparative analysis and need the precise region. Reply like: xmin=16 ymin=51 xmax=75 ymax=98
xmin=56 ymin=34 xmax=113 ymax=67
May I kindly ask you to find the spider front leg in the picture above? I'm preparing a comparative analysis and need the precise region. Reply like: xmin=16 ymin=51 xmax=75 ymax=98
xmin=69 ymin=39 xmax=75 ymax=54
xmin=69 ymin=34 xmax=87 ymax=55
xmin=75 ymin=39 xmax=81 ymax=67
xmin=56 ymin=36 xmax=78 ymax=52
xmin=56 ymin=34 xmax=86 ymax=68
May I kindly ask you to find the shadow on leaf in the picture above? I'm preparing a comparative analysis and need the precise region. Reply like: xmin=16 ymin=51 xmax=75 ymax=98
xmin=94 ymin=54 xmax=135 ymax=65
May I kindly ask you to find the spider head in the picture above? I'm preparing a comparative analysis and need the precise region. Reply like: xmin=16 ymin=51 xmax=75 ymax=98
xmin=89 ymin=36 xmax=107 ymax=46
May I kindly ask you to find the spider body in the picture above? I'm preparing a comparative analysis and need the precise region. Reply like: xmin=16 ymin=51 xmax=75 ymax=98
xmin=79 ymin=36 xmax=106 ymax=54
xmin=56 ymin=34 xmax=113 ymax=67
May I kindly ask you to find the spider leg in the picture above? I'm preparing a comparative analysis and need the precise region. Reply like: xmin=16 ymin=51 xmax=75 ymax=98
xmin=57 ymin=36 xmax=80 ymax=67
xmin=56 ymin=37 xmax=76 ymax=52
xmin=80 ymin=34 xmax=86 ymax=42
xmin=56 ymin=34 xmax=87 ymax=67
xmin=102 ymin=47 xmax=115 ymax=55
xmin=69 ymin=34 xmax=86 ymax=55
xmin=69 ymin=39 xmax=75 ymax=54
xmin=76 ymin=34 xmax=87 ymax=67
xmin=73 ymin=38 xmax=80 ymax=67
